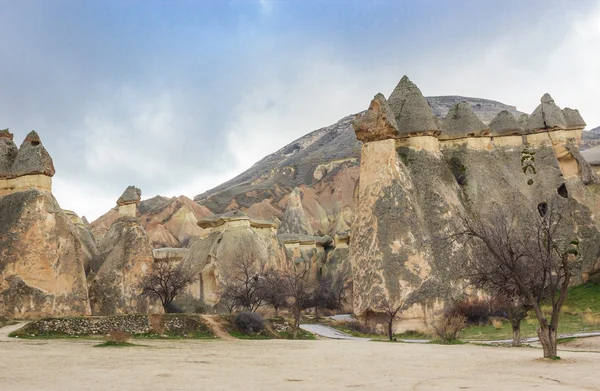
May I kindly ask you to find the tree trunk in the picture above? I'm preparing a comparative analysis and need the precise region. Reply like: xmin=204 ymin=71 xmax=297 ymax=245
xmin=537 ymin=324 xmax=558 ymax=358
xmin=512 ymin=323 xmax=521 ymax=347
xmin=274 ymin=307 xmax=279 ymax=318
xmin=388 ymin=318 xmax=393 ymax=341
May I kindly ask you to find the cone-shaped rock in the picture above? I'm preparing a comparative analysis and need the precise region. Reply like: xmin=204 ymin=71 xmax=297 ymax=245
xmin=387 ymin=76 xmax=439 ymax=135
xmin=439 ymin=102 xmax=490 ymax=140
xmin=353 ymin=93 xmax=401 ymax=142
xmin=562 ymin=108 xmax=586 ymax=129
xmin=0 ymin=129 xmax=18 ymax=178
xmin=10 ymin=131 xmax=55 ymax=178
xmin=489 ymin=110 xmax=523 ymax=136
xmin=88 ymin=216 xmax=160 ymax=315
xmin=518 ymin=113 xmax=530 ymax=129
xmin=278 ymin=187 xmax=314 ymax=235
xmin=526 ymin=93 xmax=567 ymax=132
xmin=117 ymin=185 xmax=141 ymax=206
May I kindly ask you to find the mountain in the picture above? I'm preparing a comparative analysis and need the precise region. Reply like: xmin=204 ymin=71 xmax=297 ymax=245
xmin=191 ymin=96 xmax=524 ymax=235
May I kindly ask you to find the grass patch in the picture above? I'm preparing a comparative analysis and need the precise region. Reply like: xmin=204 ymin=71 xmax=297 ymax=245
xmin=557 ymin=337 xmax=577 ymax=344
xmin=278 ymin=328 xmax=316 ymax=340
xmin=462 ymin=282 xmax=600 ymax=341
xmin=429 ymin=338 xmax=466 ymax=345
xmin=394 ymin=330 xmax=430 ymax=340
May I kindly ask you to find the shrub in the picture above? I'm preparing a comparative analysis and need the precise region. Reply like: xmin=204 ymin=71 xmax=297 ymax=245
xmin=491 ymin=318 xmax=503 ymax=330
xmin=451 ymin=298 xmax=507 ymax=325
xmin=432 ymin=314 xmax=466 ymax=342
xmin=234 ymin=312 xmax=265 ymax=335
xmin=580 ymin=311 xmax=600 ymax=326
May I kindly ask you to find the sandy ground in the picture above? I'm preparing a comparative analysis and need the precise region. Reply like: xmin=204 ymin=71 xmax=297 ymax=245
xmin=1 ymin=323 xmax=599 ymax=391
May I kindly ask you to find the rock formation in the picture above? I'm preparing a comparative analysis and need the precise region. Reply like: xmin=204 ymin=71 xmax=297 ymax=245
xmin=88 ymin=187 xmax=160 ymax=315
xmin=349 ymin=76 xmax=600 ymax=321
xmin=278 ymin=187 xmax=315 ymax=236
xmin=0 ymin=131 xmax=91 ymax=318
xmin=179 ymin=211 xmax=286 ymax=311
xmin=91 ymin=195 xmax=212 ymax=248
xmin=117 ymin=185 xmax=141 ymax=217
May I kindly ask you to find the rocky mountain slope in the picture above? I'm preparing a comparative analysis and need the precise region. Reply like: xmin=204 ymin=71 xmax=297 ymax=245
xmin=191 ymin=96 xmax=525 ymax=235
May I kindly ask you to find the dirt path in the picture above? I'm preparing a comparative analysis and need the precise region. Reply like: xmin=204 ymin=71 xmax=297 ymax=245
xmin=0 ymin=321 xmax=28 ymax=341
xmin=201 ymin=314 xmax=235 ymax=340
xmin=1 ymin=337 xmax=599 ymax=390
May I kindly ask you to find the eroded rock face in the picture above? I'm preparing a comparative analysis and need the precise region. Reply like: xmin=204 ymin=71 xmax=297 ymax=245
xmin=350 ymin=78 xmax=600 ymax=321
xmin=563 ymin=108 xmax=586 ymax=129
xmin=0 ymin=189 xmax=91 ymax=318
xmin=489 ymin=110 xmax=523 ymax=137
xmin=440 ymin=102 xmax=490 ymax=140
xmin=117 ymin=185 xmax=141 ymax=206
xmin=353 ymin=93 xmax=400 ymax=142
xmin=387 ymin=76 xmax=439 ymax=135
xmin=88 ymin=216 xmax=160 ymax=315
xmin=180 ymin=214 xmax=286 ymax=310
xmin=278 ymin=187 xmax=314 ymax=236
xmin=91 ymin=195 xmax=212 ymax=248
xmin=10 ymin=131 xmax=56 ymax=178
xmin=526 ymin=93 xmax=567 ymax=132
xmin=0 ymin=129 xmax=18 ymax=178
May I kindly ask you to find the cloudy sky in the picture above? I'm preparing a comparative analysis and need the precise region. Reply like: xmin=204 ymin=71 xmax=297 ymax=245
xmin=1 ymin=0 xmax=599 ymax=220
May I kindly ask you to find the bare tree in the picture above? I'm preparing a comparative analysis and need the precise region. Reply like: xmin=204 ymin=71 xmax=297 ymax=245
xmin=260 ymin=269 xmax=288 ymax=317
xmin=453 ymin=200 xmax=580 ymax=358
xmin=384 ymin=304 xmax=403 ymax=341
xmin=139 ymin=261 xmax=198 ymax=313
xmin=220 ymin=250 xmax=265 ymax=313
xmin=280 ymin=261 xmax=318 ymax=339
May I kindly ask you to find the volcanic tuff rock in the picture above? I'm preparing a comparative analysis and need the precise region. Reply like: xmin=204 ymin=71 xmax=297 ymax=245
xmin=387 ymin=76 xmax=439 ymax=135
xmin=10 ymin=131 xmax=55 ymax=178
xmin=526 ymin=93 xmax=567 ymax=131
xmin=0 ymin=129 xmax=17 ymax=178
xmin=353 ymin=93 xmax=400 ymax=142
xmin=0 ymin=189 xmax=91 ymax=318
xmin=278 ymin=187 xmax=315 ymax=235
xmin=88 ymin=216 xmax=160 ymax=315
xmin=179 ymin=211 xmax=286 ymax=310
xmin=192 ymin=95 xmax=528 ymax=238
xmin=440 ymin=101 xmax=490 ymax=140
xmin=350 ymin=77 xmax=600 ymax=319
xmin=117 ymin=185 xmax=142 ymax=205
xmin=489 ymin=110 xmax=523 ymax=136
xmin=91 ymin=195 xmax=212 ymax=248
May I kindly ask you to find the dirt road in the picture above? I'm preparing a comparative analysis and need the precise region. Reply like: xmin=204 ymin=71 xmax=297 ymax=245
xmin=1 ymin=328 xmax=599 ymax=390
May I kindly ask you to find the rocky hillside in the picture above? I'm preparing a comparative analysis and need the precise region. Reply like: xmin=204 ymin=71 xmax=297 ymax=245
xmin=192 ymin=96 xmax=524 ymax=235
xmin=581 ymin=126 xmax=600 ymax=150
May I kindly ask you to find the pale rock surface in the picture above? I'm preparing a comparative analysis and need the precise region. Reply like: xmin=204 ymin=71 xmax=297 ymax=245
xmin=0 ymin=189 xmax=91 ymax=318
xmin=88 ymin=216 xmax=160 ymax=315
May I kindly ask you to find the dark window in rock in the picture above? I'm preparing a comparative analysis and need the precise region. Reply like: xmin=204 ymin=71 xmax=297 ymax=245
xmin=527 ymin=179 xmax=534 ymax=186
xmin=448 ymin=157 xmax=467 ymax=186
xmin=31 ymin=140 xmax=40 ymax=146
xmin=537 ymin=202 xmax=548 ymax=217
xmin=557 ymin=183 xmax=568 ymax=198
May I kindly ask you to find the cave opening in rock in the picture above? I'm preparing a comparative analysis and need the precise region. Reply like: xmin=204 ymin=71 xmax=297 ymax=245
xmin=557 ymin=183 xmax=568 ymax=198
xmin=537 ymin=202 xmax=548 ymax=217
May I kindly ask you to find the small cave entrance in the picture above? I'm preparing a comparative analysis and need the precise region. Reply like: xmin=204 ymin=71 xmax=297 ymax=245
xmin=537 ymin=202 xmax=548 ymax=217
xmin=448 ymin=157 xmax=467 ymax=186
xmin=557 ymin=183 xmax=569 ymax=198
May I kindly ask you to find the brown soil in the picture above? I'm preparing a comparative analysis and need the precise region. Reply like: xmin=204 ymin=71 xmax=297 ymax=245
xmin=1 ymin=322 xmax=599 ymax=391
xmin=200 ymin=314 xmax=235 ymax=341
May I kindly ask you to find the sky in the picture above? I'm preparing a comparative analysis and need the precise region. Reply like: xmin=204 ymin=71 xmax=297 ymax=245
xmin=1 ymin=0 xmax=599 ymax=221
